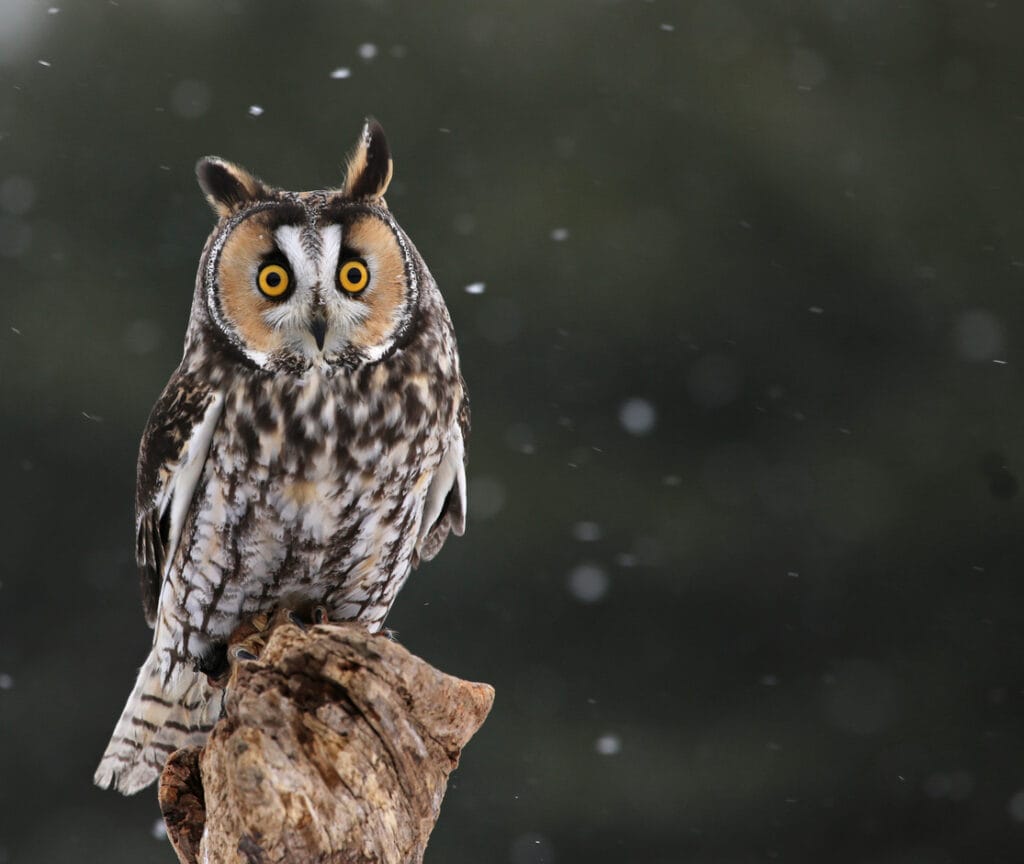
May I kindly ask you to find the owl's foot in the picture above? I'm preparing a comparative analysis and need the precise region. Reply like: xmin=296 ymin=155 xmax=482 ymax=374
xmin=201 ymin=605 xmax=336 ymax=689
xmin=204 ymin=607 xmax=328 ymax=688
xmin=201 ymin=612 xmax=272 ymax=688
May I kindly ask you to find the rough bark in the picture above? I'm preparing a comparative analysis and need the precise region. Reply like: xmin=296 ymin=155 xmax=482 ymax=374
xmin=158 ymin=619 xmax=494 ymax=864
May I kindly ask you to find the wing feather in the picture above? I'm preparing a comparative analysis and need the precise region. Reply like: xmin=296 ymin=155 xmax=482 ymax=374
xmin=415 ymin=390 xmax=470 ymax=565
xmin=135 ymin=371 xmax=224 ymax=626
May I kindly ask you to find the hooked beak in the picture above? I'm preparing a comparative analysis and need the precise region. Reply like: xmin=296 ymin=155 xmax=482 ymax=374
xmin=309 ymin=313 xmax=327 ymax=352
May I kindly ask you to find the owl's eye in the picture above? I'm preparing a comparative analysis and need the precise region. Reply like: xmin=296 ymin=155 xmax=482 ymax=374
xmin=338 ymin=259 xmax=370 ymax=294
xmin=257 ymin=263 xmax=291 ymax=299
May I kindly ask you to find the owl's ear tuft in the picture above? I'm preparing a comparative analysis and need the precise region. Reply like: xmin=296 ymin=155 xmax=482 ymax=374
xmin=196 ymin=157 xmax=267 ymax=218
xmin=343 ymin=118 xmax=393 ymax=201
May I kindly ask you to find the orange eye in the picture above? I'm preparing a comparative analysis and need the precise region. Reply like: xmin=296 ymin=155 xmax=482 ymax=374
xmin=338 ymin=258 xmax=369 ymax=294
xmin=257 ymin=263 xmax=291 ymax=299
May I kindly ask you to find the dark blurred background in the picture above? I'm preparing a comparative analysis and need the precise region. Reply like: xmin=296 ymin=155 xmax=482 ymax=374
xmin=3 ymin=1 xmax=1024 ymax=861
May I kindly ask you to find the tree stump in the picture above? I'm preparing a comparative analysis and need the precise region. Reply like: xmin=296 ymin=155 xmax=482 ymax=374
xmin=157 ymin=620 xmax=494 ymax=864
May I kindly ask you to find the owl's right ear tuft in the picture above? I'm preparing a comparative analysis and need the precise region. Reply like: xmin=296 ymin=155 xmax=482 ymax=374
xmin=196 ymin=157 xmax=267 ymax=218
xmin=343 ymin=118 xmax=393 ymax=201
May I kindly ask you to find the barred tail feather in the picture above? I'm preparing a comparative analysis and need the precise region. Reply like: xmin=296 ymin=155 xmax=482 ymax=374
xmin=94 ymin=650 xmax=222 ymax=795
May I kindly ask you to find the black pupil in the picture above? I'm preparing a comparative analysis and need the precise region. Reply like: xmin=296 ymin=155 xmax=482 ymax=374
xmin=346 ymin=265 xmax=360 ymax=283
xmin=265 ymin=270 xmax=282 ymax=288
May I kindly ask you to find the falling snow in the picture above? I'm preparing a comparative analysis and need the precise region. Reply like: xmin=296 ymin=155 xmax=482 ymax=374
xmin=248 ymin=105 xmax=264 ymax=117
xmin=330 ymin=67 xmax=352 ymax=79
xmin=595 ymin=733 xmax=621 ymax=755
xmin=619 ymin=398 xmax=657 ymax=436
xmin=464 ymin=282 xmax=486 ymax=295
xmin=567 ymin=563 xmax=609 ymax=603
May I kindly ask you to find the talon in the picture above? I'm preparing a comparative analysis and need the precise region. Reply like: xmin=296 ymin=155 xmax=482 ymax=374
xmin=288 ymin=611 xmax=308 ymax=631
xmin=234 ymin=647 xmax=258 ymax=662
xmin=313 ymin=605 xmax=329 ymax=625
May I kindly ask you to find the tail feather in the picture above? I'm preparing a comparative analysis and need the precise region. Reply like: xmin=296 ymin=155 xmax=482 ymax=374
xmin=94 ymin=650 xmax=222 ymax=795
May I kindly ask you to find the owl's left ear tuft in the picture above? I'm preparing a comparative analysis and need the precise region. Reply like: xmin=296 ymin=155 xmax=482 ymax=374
xmin=343 ymin=118 xmax=393 ymax=201
xmin=196 ymin=157 xmax=267 ymax=218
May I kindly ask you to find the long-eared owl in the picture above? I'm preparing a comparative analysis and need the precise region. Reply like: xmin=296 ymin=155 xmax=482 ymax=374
xmin=95 ymin=120 xmax=469 ymax=795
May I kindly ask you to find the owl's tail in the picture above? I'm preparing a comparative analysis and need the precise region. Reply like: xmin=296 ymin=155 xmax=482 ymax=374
xmin=93 ymin=649 xmax=222 ymax=795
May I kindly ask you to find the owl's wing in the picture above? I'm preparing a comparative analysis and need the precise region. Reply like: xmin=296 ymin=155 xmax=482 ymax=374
xmin=415 ymin=390 xmax=470 ymax=565
xmin=135 ymin=371 xmax=225 ymax=627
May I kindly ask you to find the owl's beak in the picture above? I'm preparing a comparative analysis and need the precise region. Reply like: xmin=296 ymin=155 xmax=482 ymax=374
xmin=309 ymin=313 xmax=328 ymax=352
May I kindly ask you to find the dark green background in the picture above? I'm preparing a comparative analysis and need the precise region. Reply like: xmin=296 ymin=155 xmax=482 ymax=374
xmin=3 ymin=1 xmax=1024 ymax=861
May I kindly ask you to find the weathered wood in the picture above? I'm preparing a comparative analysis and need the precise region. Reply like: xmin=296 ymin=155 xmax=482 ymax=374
xmin=158 ymin=620 xmax=494 ymax=864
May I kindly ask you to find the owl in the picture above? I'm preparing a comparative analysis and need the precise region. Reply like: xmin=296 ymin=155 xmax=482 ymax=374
xmin=94 ymin=119 xmax=468 ymax=795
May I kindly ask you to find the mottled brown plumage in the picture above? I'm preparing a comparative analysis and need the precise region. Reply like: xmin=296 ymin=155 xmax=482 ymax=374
xmin=95 ymin=120 xmax=468 ymax=795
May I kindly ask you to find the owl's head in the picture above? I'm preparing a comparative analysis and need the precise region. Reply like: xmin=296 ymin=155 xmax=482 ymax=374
xmin=192 ymin=119 xmax=422 ymax=372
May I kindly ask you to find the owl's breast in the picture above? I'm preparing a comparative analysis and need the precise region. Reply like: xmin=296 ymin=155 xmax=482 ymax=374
xmin=229 ymin=365 xmax=437 ymax=464
xmin=176 ymin=364 xmax=448 ymax=624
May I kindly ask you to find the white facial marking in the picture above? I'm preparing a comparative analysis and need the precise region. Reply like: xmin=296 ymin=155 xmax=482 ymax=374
xmin=320 ymin=224 xmax=341 ymax=289
xmin=274 ymin=225 xmax=318 ymax=288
